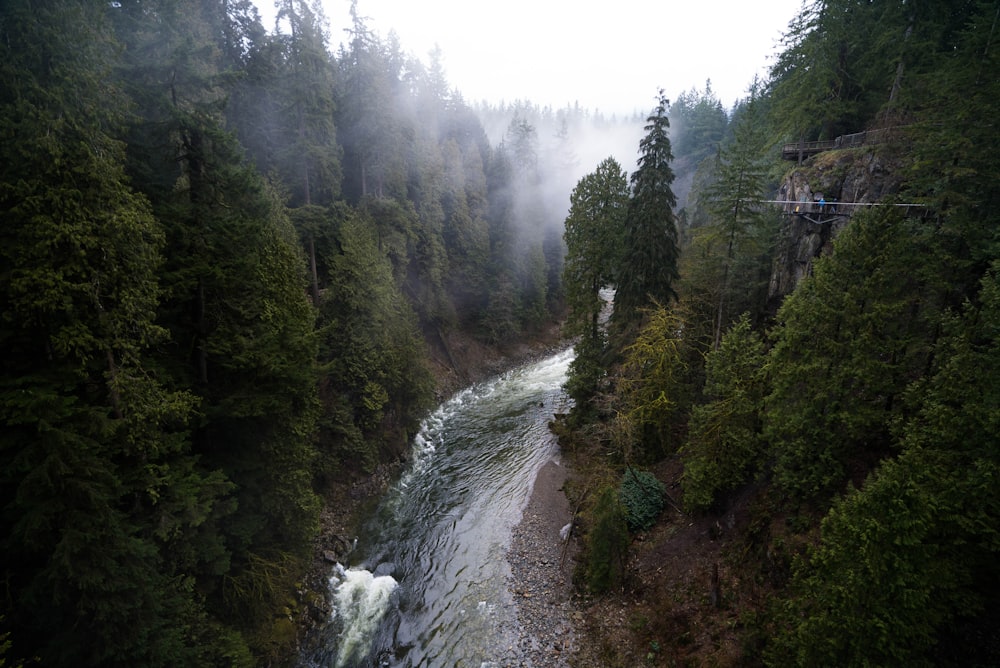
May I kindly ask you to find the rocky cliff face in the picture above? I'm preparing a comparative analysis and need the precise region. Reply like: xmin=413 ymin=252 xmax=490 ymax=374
xmin=767 ymin=148 xmax=903 ymax=311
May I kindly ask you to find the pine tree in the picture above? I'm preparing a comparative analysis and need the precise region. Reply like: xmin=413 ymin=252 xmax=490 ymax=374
xmin=669 ymin=80 xmax=728 ymax=164
xmin=617 ymin=305 xmax=691 ymax=459
xmin=562 ymin=157 xmax=628 ymax=406
xmin=482 ymin=145 xmax=523 ymax=341
xmin=256 ymin=0 xmax=342 ymax=305
xmin=112 ymin=0 xmax=322 ymax=643
xmin=318 ymin=208 xmax=433 ymax=471
xmin=613 ymin=91 xmax=681 ymax=339
xmin=680 ymin=314 xmax=767 ymax=511
xmin=697 ymin=83 xmax=777 ymax=348
xmin=0 ymin=1 xmax=217 ymax=664
xmin=337 ymin=2 xmax=409 ymax=200
xmin=769 ymin=264 xmax=1000 ymax=666
xmin=764 ymin=207 xmax=937 ymax=501
xmin=440 ymin=137 xmax=491 ymax=322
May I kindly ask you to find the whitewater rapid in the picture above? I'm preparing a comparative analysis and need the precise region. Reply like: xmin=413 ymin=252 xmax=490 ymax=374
xmin=302 ymin=348 xmax=574 ymax=667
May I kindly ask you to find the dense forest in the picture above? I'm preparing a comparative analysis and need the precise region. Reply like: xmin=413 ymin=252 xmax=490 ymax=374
xmin=3 ymin=0 xmax=999 ymax=666
xmin=0 ymin=0 xmax=640 ymax=664
xmin=559 ymin=0 xmax=1000 ymax=665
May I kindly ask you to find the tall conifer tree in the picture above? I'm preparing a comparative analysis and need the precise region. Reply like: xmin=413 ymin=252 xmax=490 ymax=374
xmin=112 ymin=0 xmax=322 ymax=639
xmin=0 ymin=1 xmax=224 ymax=664
xmin=562 ymin=157 xmax=629 ymax=406
xmin=613 ymin=91 xmax=681 ymax=338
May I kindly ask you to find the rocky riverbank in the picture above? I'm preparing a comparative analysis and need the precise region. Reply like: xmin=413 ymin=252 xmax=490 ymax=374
xmin=508 ymin=457 xmax=581 ymax=666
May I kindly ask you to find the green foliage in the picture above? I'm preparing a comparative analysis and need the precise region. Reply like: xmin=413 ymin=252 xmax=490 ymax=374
xmin=318 ymin=207 xmax=433 ymax=471
xmin=619 ymin=469 xmax=666 ymax=532
xmin=564 ymin=331 xmax=609 ymax=414
xmin=768 ymin=264 xmax=1000 ymax=667
xmin=613 ymin=92 xmax=681 ymax=336
xmin=0 ymin=2 xmax=224 ymax=664
xmin=903 ymin=0 xmax=1000 ymax=277
xmin=0 ymin=0 xmax=566 ymax=664
xmin=563 ymin=157 xmax=629 ymax=339
xmin=681 ymin=314 xmax=767 ymax=512
xmin=618 ymin=304 xmax=694 ymax=459
xmin=764 ymin=207 xmax=936 ymax=501
xmin=669 ymin=80 xmax=728 ymax=164
xmin=769 ymin=0 xmax=979 ymax=141
xmin=693 ymin=84 xmax=780 ymax=346
xmin=562 ymin=157 xmax=628 ymax=407
xmin=582 ymin=486 xmax=631 ymax=594
xmin=440 ymin=137 xmax=491 ymax=322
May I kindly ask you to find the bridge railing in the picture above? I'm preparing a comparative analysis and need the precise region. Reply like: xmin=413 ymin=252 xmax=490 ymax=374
xmin=780 ymin=127 xmax=898 ymax=161
xmin=752 ymin=199 xmax=926 ymax=217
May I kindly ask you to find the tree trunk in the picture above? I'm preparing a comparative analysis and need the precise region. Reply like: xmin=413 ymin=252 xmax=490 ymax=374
xmin=710 ymin=562 xmax=722 ymax=608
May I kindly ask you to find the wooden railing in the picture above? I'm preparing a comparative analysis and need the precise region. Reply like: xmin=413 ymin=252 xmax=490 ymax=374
xmin=781 ymin=139 xmax=837 ymax=160
xmin=781 ymin=128 xmax=893 ymax=161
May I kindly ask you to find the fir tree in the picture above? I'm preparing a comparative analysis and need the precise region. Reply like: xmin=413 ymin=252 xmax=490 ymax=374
xmin=562 ymin=157 xmax=628 ymax=407
xmin=613 ymin=91 xmax=681 ymax=339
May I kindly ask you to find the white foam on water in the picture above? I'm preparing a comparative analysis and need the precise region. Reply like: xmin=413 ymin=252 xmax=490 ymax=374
xmin=331 ymin=567 xmax=399 ymax=668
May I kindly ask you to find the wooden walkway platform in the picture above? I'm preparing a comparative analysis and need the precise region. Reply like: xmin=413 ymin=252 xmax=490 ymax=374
xmin=781 ymin=128 xmax=893 ymax=161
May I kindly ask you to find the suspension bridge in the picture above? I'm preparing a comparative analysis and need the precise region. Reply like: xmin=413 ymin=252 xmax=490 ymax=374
xmin=755 ymin=199 xmax=927 ymax=224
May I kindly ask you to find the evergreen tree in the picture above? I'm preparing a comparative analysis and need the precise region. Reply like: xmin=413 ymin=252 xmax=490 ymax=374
xmin=441 ymin=137 xmax=491 ymax=322
xmin=764 ymin=207 xmax=937 ymax=501
xmin=769 ymin=264 xmax=1000 ymax=666
xmin=680 ymin=314 xmax=767 ymax=512
xmin=271 ymin=0 xmax=341 ymax=208
xmin=504 ymin=112 xmax=552 ymax=330
xmin=768 ymin=0 xmax=976 ymax=143
xmin=669 ymin=80 xmax=728 ymax=164
xmin=904 ymin=0 xmax=1000 ymax=287
xmin=403 ymin=68 xmax=453 ymax=329
xmin=318 ymin=209 xmax=433 ymax=472
xmin=696 ymin=84 xmax=777 ymax=347
xmin=562 ymin=157 xmax=629 ymax=407
xmin=613 ymin=91 xmax=681 ymax=338
xmin=0 ymin=1 xmax=222 ymax=664
xmin=482 ymin=145 xmax=523 ymax=341
xmin=253 ymin=0 xmax=342 ymax=305
xmin=564 ymin=157 xmax=629 ymax=340
xmin=112 ymin=0 xmax=322 ymax=646
xmin=582 ymin=486 xmax=631 ymax=594
xmin=617 ymin=305 xmax=691 ymax=459
xmin=337 ymin=2 xmax=409 ymax=200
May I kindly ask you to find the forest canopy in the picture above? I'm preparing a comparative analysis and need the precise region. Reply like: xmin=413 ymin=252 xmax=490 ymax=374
xmin=4 ymin=0 xmax=1000 ymax=665
xmin=556 ymin=0 xmax=1000 ymax=665
xmin=0 ymin=0 xmax=626 ymax=663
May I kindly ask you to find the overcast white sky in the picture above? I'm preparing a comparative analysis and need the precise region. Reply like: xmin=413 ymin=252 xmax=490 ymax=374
xmin=258 ymin=0 xmax=804 ymax=116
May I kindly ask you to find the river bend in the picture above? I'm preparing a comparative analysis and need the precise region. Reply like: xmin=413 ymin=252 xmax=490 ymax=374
xmin=302 ymin=348 xmax=573 ymax=667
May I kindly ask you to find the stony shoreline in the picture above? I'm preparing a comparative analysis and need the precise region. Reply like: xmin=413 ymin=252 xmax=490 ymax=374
xmin=507 ymin=456 xmax=581 ymax=666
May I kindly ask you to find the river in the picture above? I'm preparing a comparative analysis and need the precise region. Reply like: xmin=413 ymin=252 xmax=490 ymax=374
xmin=301 ymin=347 xmax=574 ymax=668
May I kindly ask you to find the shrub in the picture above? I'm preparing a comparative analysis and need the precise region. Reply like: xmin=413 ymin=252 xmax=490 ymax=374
xmin=620 ymin=469 xmax=666 ymax=532
xmin=583 ymin=486 xmax=631 ymax=593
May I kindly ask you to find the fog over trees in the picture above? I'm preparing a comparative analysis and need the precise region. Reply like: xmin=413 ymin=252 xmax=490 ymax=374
xmin=0 ymin=0 xmax=644 ymax=664
xmin=557 ymin=0 xmax=1000 ymax=665
xmin=4 ymin=0 xmax=999 ymax=665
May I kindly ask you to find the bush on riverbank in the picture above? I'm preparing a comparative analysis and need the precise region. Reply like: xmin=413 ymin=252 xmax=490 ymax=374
xmin=620 ymin=469 xmax=666 ymax=532
xmin=579 ymin=486 xmax=630 ymax=594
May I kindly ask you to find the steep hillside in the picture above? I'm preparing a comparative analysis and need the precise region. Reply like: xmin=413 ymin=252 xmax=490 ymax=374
xmin=768 ymin=143 xmax=907 ymax=307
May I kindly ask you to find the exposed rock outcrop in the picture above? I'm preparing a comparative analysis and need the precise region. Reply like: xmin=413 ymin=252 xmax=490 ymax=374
xmin=767 ymin=147 xmax=903 ymax=310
